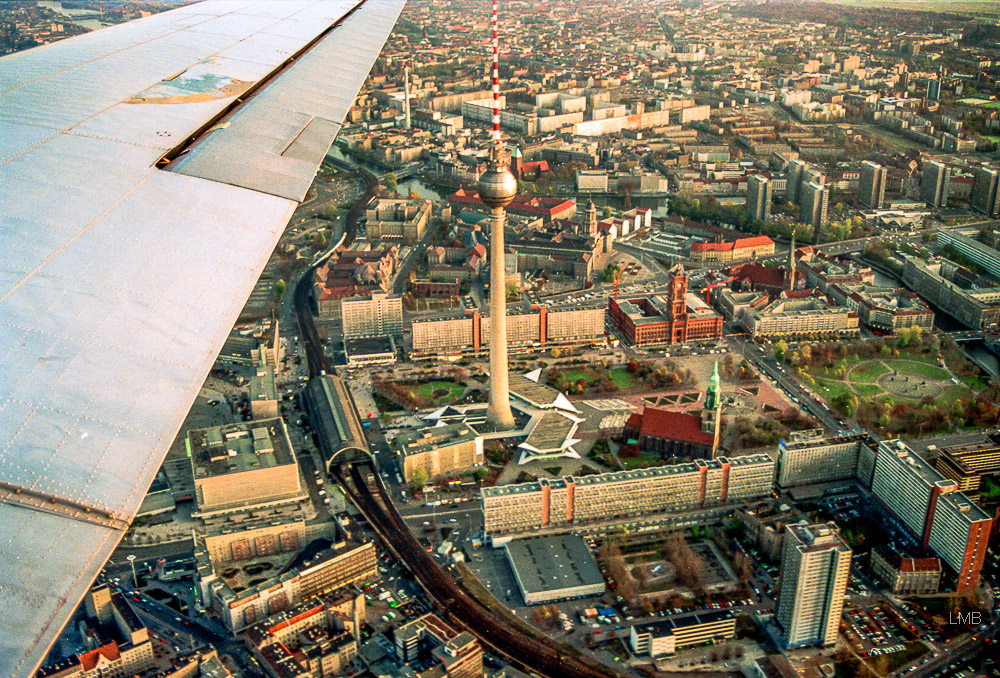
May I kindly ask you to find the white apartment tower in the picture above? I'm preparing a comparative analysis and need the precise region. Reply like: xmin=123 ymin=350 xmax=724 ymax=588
xmin=777 ymin=522 xmax=851 ymax=648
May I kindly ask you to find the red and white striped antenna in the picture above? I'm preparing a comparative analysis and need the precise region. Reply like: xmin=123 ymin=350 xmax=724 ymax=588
xmin=491 ymin=0 xmax=501 ymax=145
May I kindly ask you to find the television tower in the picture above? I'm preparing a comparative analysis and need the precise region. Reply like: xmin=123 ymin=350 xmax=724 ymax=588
xmin=480 ymin=0 xmax=517 ymax=431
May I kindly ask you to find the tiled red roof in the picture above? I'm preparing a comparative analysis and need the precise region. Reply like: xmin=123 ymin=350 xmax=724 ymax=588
xmin=728 ymin=261 xmax=786 ymax=289
xmin=80 ymin=643 xmax=120 ymax=671
xmin=629 ymin=407 xmax=714 ymax=446
xmin=691 ymin=235 xmax=773 ymax=253
xmin=900 ymin=557 xmax=941 ymax=573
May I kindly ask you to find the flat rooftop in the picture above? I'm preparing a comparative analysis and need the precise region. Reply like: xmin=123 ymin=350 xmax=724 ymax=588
xmin=189 ymin=419 xmax=294 ymax=480
xmin=504 ymin=535 xmax=604 ymax=596
xmin=394 ymin=422 xmax=480 ymax=457
xmin=633 ymin=609 xmax=734 ymax=637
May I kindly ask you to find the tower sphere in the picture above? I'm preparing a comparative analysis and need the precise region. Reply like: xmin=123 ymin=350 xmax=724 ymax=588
xmin=477 ymin=158 xmax=518 ymax=209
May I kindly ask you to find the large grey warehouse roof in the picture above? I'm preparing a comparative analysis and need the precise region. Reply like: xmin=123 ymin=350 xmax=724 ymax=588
xmin=0 ymin=1 xmax=403 ymax=676
xmin=505 ymin=534 xmax=605 ymax=599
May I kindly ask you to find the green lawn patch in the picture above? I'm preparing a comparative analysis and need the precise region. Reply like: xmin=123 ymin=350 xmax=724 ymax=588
xmin=883 ymin=360 xmax=950 ymax=380
xmin=621 ymin=452 xmax=663 ymax=470
xmin=850 ymin=361 xmax=889 ymax=384
xmin=813 ymin=377 xmax=854 ymax=402
xmin=413 ymin=380 xmax=465 ymax=403
xmin=854 ymin=383 xmax=883 ymax=398
xmin=561 ymin=369 xmax=593 ymax=384
xmin=608 ymin=367 xmax=636 ymax=390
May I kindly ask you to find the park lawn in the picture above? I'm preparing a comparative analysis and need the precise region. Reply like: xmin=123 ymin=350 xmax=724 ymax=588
xmin=813 ymin=377 xmax=854 ymax=402
xmin=609 ymin=367 xmax=637 ymax=389
xmin=854 ymin=383 xmax=883 ymax=398
xmin=561 ymin=369 xmax=595 ymax=384
xmin=414 ymin=380 xmax=465 ymax=403
xmin=850 ymin=360 xmax=889 ymax=384
xmin=622 ymin=452 xmax=663 ymax=470
xmin=943 ymin=385 xmax=973 ymax=403
xmin=883 ymin=359 xmax=950 ymax=380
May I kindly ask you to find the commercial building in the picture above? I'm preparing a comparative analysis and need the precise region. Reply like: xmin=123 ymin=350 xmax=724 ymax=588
xmin=741 ymin=292 xmax=859 ymax=339
xmin=746 ymin=174 xmax=773 ymax=221
xmin=244 ymin=590 xmax=364 ymax=678
xmin=37 ymin=584 xmax=155 ymax=678
xmin=189 ymin=419 xmax=304 ymax=517
xmin=345 ymin=336 xmax=396 ymax=368
xmin=775 ymin=433 xmax=878 ymax=488
xmin=971 ymin=167 xmax=999 ymax=217
xmin=504 ymin=535 xmax=605 ymax=604
xmin=871 ymin=547 xmax=942 ymax=595
xmin=799 ymin=182 xmax=829 ymax=227
xmin=365 ymin=198 xmax=431 ymax=245
xmin=921 ymin=160 xmax=950 ymax=208
xmin=776 ymin=522 xmax=851 ymax=648
xmin=394 ymin=422 xmax=483 ymax=482
xmin=859 ymin=161 xmax=887 ymax=209
xmin=410 ymin=304 xmax=605 ymax=357
xmin=341 ymin=292 xmax=403 ymax=339
xmin=935 ymin=229 xmax=1000 ymax=282
xmin=900 ymin=254 xmax=1000 ymax=331
xmin=828 ymin=284 xmax=935 ymax=333
xmin=629 ymin=610 xmax=736 ymax=657
xmin=481 ymin=454 xmax=775 ymax=535
xmin=869 ymin=440 xmax=992 ymax=592
xmin=608 ymin=266 xmax=723 ymax=345
xmin=689 ymin=235 xmax=775 ymax=264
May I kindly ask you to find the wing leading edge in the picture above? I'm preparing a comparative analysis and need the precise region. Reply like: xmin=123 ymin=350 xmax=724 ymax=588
xmin=0 ymin=1 xmax=404 ymax=675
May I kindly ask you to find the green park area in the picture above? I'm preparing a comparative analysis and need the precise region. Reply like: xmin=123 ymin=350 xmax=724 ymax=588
xmin=778 ymin=330 xmax=993 ymax=436
xmin=412 ymin=380 xmax=466 ymax=404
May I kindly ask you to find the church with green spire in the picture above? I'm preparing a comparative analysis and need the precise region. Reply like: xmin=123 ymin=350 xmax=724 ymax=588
xmin=701 ymin=361 xmax=723 ymax=458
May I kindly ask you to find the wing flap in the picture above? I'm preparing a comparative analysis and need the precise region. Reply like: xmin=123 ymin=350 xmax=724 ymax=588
xmin=171 ymin=0 xmax=405 ymax=201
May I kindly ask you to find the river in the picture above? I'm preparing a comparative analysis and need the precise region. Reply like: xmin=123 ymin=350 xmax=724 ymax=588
xmin=36 ymin=0 xmax=112 ymax=29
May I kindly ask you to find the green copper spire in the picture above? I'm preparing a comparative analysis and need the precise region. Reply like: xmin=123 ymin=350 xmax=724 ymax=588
xmin=705 ymin=361 xmax=721 ymax=410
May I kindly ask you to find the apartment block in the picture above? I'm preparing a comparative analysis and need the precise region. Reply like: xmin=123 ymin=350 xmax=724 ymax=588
xmin=746 ymin=174 xmax=773 ymax=221
xmin=799 ymin=182 xmax=829 ymax=227
xmin=244 ymin=590 xmax=364 ymax=678
xmin=777 ymin=522 xmax=851 ymax=648
xmin=341 ymin=292 xmax=403 ymax=339
xmin=481 ymin=454 xmax=775 ymax=535
xmin=859 ymin=161 xmax=887 ymax=209
xmin=394 ymin=422 xmax=483 ymax=482
xmin=828 ymin=284 xmax=935 ymax=333
xmin=971 ymin=167 xmax=999 ymax=217
xmin=776 ymin=433 xmax=877 ymax=487
xmin=921 ymin=160 xmax=950 ymax=208
xmin=869 ymin=440 xmax=992 ymax=593
xmin=410 ymin=304 xmax=605 ymax=357
xmin=200 ymin=539 xmax=377 ymax=632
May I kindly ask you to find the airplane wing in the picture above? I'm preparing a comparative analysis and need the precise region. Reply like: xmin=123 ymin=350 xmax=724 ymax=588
xmin=0 ymin=1 xmax=403 ymax=675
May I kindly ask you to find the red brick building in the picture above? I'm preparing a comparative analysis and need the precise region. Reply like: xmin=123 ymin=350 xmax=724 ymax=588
xmin=608 ymin=266 xmax=723 ymax=345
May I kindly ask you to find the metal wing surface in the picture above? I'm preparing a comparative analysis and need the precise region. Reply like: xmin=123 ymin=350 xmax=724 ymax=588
xmin=0 ymin=1 xmax=404 ymax=675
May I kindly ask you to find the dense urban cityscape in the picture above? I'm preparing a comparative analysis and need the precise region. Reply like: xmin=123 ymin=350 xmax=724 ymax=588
xmin=7 ymin=0 xmax=1000 ymax=677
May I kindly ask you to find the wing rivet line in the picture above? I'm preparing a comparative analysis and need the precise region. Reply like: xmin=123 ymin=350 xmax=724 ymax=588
xmin=0 ymin=481 xmax=129 ymax=531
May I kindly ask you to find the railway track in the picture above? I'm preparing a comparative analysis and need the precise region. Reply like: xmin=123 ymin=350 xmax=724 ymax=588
xmin=335 ymin=464 xmax=618 ymax=678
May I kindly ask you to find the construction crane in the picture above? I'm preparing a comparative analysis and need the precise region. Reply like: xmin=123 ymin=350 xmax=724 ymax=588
xmin=613 ymin=265 xmax=623 ymax=305
xmin=703 ymin=276 xmax=736 ymax=303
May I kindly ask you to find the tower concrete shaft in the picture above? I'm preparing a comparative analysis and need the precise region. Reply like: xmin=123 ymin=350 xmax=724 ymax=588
xmin=486 ymin=204 xmax=515 ymax=431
